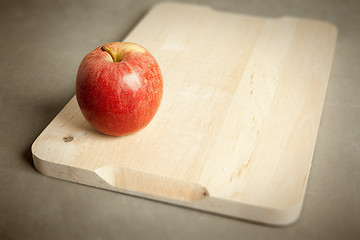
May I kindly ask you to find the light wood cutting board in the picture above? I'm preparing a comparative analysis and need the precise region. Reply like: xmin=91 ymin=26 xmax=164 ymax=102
xmin=32 ymin=2 xmax=337 ymax=225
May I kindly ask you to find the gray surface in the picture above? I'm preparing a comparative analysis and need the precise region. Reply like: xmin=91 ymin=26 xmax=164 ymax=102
xmin=1 ymin=0 xmax=359 ymax=239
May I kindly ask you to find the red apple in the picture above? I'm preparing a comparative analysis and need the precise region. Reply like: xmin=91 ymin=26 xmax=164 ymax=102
xmin=76 ymin=42 xmax=163 ymax=136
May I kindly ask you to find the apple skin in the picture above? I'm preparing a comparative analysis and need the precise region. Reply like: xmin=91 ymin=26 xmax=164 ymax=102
xmin=76 ymin=42 xmax=163 ymax=136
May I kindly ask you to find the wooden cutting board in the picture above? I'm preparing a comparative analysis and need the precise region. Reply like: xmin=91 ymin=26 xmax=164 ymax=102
xmin=32 ymin=2 xmax=337 ymax=225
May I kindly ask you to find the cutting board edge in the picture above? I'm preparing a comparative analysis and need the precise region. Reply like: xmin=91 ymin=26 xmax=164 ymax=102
xmin=150 ymin=2 xmax=339 ymax=31
xmin=32 ymin=149 xmax=302 ymax=226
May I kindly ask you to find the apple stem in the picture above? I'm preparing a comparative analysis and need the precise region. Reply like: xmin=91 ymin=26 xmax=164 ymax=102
xmin=101 ymin=46 xmax=117 ymax=62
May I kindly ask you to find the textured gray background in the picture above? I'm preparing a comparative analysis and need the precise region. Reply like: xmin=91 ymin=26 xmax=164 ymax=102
xmin=1 ymin=0 xmax=359 ymax=239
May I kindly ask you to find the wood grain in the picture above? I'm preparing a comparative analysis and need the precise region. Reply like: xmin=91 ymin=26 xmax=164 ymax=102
xmin=32 ymin=2 xmax=337 ymax=225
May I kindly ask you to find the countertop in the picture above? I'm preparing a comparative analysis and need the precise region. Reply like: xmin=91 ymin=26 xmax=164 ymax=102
xmin=1 ymin=0 xmax=359 ymax=239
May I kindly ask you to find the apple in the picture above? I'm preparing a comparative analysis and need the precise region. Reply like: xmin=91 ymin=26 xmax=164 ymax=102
xmin=76 ymin=42 xmax=163 ymax=136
